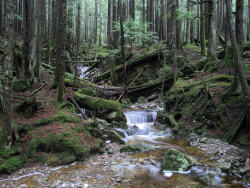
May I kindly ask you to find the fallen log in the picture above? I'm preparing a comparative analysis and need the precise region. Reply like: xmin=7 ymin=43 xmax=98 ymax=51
xmin=42 ymin=62 xmax=55 ymax=70
xmin=67 ymin=96 xmax=88 ymax=119
xmin=217 ymin=41 xmax=250 ymax=59
xmin=94 ymin=49 xmax=165 ymax=82
xmin=30 ymin=84 xmax=47 ymax=97
xmin=82 ymin=60 xmax=101 ymax=75
xmin=74 ymin=92 xmax=125 ymax=112
xmin=128 ymin=73 xmax=173 ymax=94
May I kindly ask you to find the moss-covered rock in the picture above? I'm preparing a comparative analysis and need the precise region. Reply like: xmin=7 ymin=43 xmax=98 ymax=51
xmin=161 ymin=149 xmax=193 ymax=172
xmin=28 ymin=129 xmax=90 ymax=161
xmin=13 ymin=79 xmax=32 ymax=92
xmin=75 ymin=92 xmax=123 ymax=112
xmin=120 ymin=144 xmax=148 ymax=153
xmin=106 ymin=129 xmax=125 ymax=144
xmin=107 ymin=111 xmax=126 ymax=122
xmin=137 ymin=96 xmax=147 ymax=104
xmin=53 ymin=111 xmax=80 ymax=124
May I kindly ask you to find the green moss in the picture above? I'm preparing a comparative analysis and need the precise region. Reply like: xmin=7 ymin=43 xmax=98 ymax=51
xmin=0 ymin=156 xmax=23 ymax=174
xmin=28 ymin=129 xmax=90 ymax=161
xmin=32 ymin=117 xmax=55 ymax=127
xmin=161 ymin=149 xmax=193 ymax=172
xmin=75 ymin=92 xmax=124 ymax=112
xmin=44 ymin=152 xmax=76 ymax=166
xmin=53 ymin=111 xmax=80 ymax=124
xmin=77 ymin=88 xmax=97 ymax=97
xmin=13 ymin=79 xmax=32 ymax=92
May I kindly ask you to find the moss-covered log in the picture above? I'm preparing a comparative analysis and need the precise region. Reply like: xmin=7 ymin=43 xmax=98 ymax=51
xmin=93 ymin=50 xmax=165 ymax=82
xmin=74 ymin=92 xmax=125 ymax=111
xmin=128 ymin=73 xmax=173 ymax=94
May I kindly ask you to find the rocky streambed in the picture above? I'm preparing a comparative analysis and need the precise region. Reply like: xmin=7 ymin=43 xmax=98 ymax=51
xmin=0 ymin=102 xmax=249 ymax=188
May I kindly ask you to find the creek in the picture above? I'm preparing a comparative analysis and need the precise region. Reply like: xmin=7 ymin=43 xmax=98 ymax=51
xmin=0 ymin=102 xmax=247 ymax=188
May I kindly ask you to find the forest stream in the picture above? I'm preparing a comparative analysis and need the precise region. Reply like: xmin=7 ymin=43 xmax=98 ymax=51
xmin=0 ymin=102 xmax=248 ymax=188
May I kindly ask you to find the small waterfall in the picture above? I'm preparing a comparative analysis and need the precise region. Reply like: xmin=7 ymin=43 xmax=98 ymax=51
xmin=78 ymin=66 xmax=89 ymax=78
xmin=124 ymin=110 xmax=157 ymax=127
xmin=123 ymin=110 xmax=157 ymax=136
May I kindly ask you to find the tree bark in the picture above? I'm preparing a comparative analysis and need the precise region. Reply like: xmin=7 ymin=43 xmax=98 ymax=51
xmin=56 ymin=0 xmax=67 ymax=102
xmin=23 ymin=0 xmax=33 ymax=79
xmin=207 ymin=0 xmax=217 ymax=61
xmin=160 ymin=0 xmax=165 ymax=41
xmin=200 ymin=0 xmax=206 ymax=56
xmin=107 ymin=0 xmax=112 ymax=47
xmin=176 ymin=0 xmax=182 ymax=49
xmin=186 ymin=1 xmax=191 ymax=44
xmin=35 ymin=0 xmax=43 ymax=78
xmin=225 ymin=0 xmax=250 ymax=99
xmin=171 ymin=0 xmax=177 ymax=83
xmin=1 ymin=0 xmax=15 ymax=148
xmin=248 ymin=0 xmax=250 ymax=40
xmin=119 ymin=0 xmax=127 ymax=83
xmin=85 ymin=0 xmax=89 ymax=42
xmin=0 ymin=0 xmax=2 ymax=35
xmin=236 ymin=0 xmax=244 ymax=48
xmin=94 ymin=0 xmax=98 ymax=44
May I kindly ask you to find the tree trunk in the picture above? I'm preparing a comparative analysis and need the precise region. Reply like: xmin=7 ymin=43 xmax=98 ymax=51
xmin=186 ymin=1 xmax=190 ymax=44
xmin=155 ymin=0 xmax=159 ymax=35
xmin=107 ymin=0 xmax=112 ymax=47
xmin=1 ymin=0 xmax=15 ymax=148
xmin=0 ymin=0 xmax=2 ymax=35
xmin=176 ymin=0 xmax=182 ymax=49
xmin=52 ymin=0 xmax=57 ymax=43
xmin=85 ymin=0 xmax=89 ymax=42
xmin=35 ymin=0 xmax=42 ymax=78
xmin=225 ymin=0 xmax=250 ymax=98
xmin=47 ymin=0 xmax=52 ymax=65
xmin=160 ymin=0 xmax=165 ymax=41
xmin=167 ymin=1 xmax=172 ymax=45
xmin=190 ymin=2 xmax=194 ymax=43
xmin=171 ymin=1 xmax=177 ymax=83
xmin=129 ymin=0 xmax=135 ymax=19
xmin=149 ymin=0 xmax=154 ymax=31
xmin=112 ymin=0 xmax=119 ymax=48
xmin=23 ymin=0 xmax=33 ymax=79
xmin=236 ymin=0 xmax=244 ymax=49
xmin=94 ymin=0 xmax=98 ymax=44
xmin=200 ymin=0 xmax=206 ymax=56
xmin=57 ymin=0 xmax=67 ymax=102
xmin=99 ymin=0 xmax=102 ymax=46
xmin=248 ymin=0 xmax=250 ymax=40
xmin=119 ymin=0 xmax=127 ymax=82
xmin=207 ymin=0 xmax=217 ymax=62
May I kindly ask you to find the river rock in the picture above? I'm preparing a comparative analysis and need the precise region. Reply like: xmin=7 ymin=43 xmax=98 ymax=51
xmin=106 ymin=130 xmax=125 ymax=144
xmin=137 ymin=96 xmax=146 ymax=104
xmin=120 ymin=144 xmax=147 ymax=153
xmin=161 ymin=149 xmax=193 ymax=172
xmin=107 ymin=111 xmax=126 ymax=122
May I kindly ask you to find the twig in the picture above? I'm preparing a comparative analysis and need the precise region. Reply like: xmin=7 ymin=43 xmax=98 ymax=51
xmin=67 ymin=96 xmax=88 ymax=120
xmin=30 ymin=84 xmax=47 ymax=97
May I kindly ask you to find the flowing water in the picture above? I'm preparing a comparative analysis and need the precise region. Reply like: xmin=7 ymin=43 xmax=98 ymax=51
xmin=0 ymin=103 xmax=246 ymax=188
xmin=77 ymin=66 xmax=89 ymax=79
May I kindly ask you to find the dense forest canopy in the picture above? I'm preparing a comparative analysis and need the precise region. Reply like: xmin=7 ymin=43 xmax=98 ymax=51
xmin=0 ymin=0 xmax=250 ymax=186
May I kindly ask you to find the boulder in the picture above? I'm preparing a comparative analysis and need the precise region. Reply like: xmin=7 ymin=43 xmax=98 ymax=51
xmin=106 ymin=129 xmax=125 ymax=144
xmin=161 ymin=149 xmax=193 ymax=172
xmin=137 ymin=96 xmax=146 ymax=104
xmin=120 ymin=143 xmax=148 ymax=153
xmin=107 ymin=111 xmax=126 ymax=122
